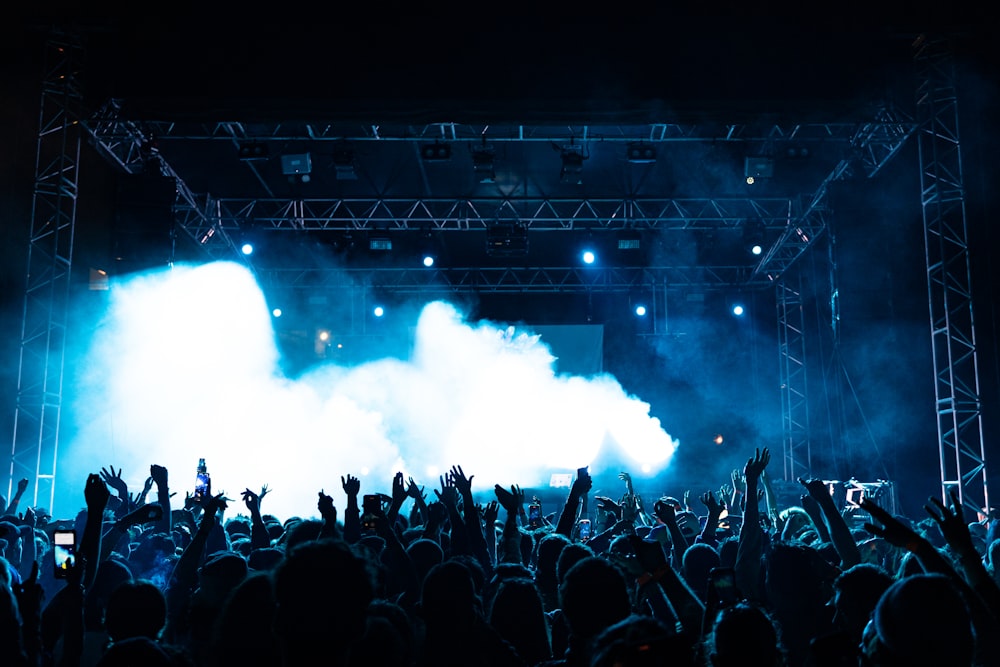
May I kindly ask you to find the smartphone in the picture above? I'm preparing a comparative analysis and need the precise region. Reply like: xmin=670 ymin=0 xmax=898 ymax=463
xmin=577 ymin=466 xmax=589 ymax=478
xmin=528 ymin=503 xmax=542 ymax=528
xmin=577 ymin=518 xmax=591 ymax=541
xmin=362 ymin=494 xmax=380 ymax=531
xmin=53 ymin=529 xmax=76 ymax=579
xmin=194 ymin=471 xmax=210 ymax=500
xmin=708 ymin=567 xmax=739 ymax=607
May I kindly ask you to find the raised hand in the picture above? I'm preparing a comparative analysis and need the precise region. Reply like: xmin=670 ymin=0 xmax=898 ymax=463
xmin=341 ymin=474 xmax=360 ymax=498
xmin=317 ymin=490 xmax=337 ymax=522
xmin=119 ymin=501 xmax=163 ymax=529
xmin=85 ymin=473 xmax=110 ymax=512
xmin=700 ymin=490 xmax=725 ymax=516
xmin=450 ymin=465 xmax=474 ymax=497
xmin=731 ymin=469 xmax=745 ymax=494
xmin=743 ymin=447 xmax=770 ymax=483
xmin=925 ymin=490 xmax=977 ymax=556
xmin=860 ymin=496 xmax=921 ymax=548
xmin=618 ymin=471 xmax=635 ymax=495
xmin=494 ymin=484 xmax=524 ymax=513
xmin=391 ymin=472 xmax=407 ymax=507
xmin=482 ymin=500 xmax=499 ymax=527
xmin=150 ymin=464 xmax=168 ymax=489
xmin=596 ymin=496 xmax=623 ymax=520
xmin=16 ymin=478 xmax=28 ymax=495
xmin=798 ymin=477 xmax=829 ymax=500
xmin=434 ymin=473 xmax=459 ymax=508
xmin=100 ymin=465 xmax=129 ymax=498
xmin=241 ymin=487 xmax=263 ymax=514
xmin=406 ymin=476 xmax=425 ymax=502
xmin=653 ymin=497 xmax=677 ymax=525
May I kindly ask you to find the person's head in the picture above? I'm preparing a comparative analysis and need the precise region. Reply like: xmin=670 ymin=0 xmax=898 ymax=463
xmin=555 ymin=542 xmax=595 ymax=584
xmin=558 ymin=556 xmax=631 ymax=642
xmin=764 ymin=540 xmax=839 ymax=611
xmin=104 ymin=579 xmax=168 ymax=642
xmin=536 ymin=532 xmax=571 ymax=581
xmin=487 ymin=577 xmax=551 ymax=665
xmin=707 ymin=601 xmax=785 ymax=667
xmin=681 ymin=542 xmax=721 ymax=602
xmin=860 ymin=572 xmax=974 ymax=667
xmin=273 ymin=538 xmax=375 ymax=663
xmin=420 ymin=559 xmax=481 ymax=624
xmin=591 ymin=614 xmax=693 ymax=667
xmin=197 ymin=552 xmax=248 ymax=608
xmin=830 ymin=563 xmax=893 ymax=639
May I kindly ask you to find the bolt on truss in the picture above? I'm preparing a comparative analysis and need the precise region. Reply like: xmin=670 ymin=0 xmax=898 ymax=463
xmin=914 ymin=34 xmax=990 ymax=513
xmin=8 ymin=32 xmax=84 ymax=514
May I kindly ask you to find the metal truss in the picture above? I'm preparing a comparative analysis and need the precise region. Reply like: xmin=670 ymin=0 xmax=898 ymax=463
xmin=914 ymin=35 xmax=990 ymax=512
xmin=213 ymin=196 xmax=798 ymax=231
xmin=8 ymin=33 xmax=84 ymax=513
xmin=256 ymin=264 xmax=757 ymax=294
xmin=777 ymin=277 xmax=812 ymax=481
xmin=102 ymin=117 xmax=916 ymax=146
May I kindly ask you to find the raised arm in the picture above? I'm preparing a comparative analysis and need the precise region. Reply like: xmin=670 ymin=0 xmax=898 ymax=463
xmin=450 ymin=465 xmax=491 ymax=574
xmin=241 ymin=485 xmax=272 ymax=550
xmin=735 ymin=447 xmax=769 ymax=603
xmin=556 ymin=468 xmax=592 ymax=538
xmin=799 ymin=477 xmax=861 ymax=568
xmin=150 ymin=463 xmax=172 ymax=534
xmin=341 ymin=474 xmax=362 ymax=544
xmin=494 ymin=483 xmax=525 ymax=565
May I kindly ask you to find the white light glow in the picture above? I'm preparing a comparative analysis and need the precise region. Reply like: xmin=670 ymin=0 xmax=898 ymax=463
xmin=60 ymin=261 xmax=679 ymax=520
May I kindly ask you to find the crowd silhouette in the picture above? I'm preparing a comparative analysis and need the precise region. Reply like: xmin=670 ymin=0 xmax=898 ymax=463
xmin=0 ymin=447 xmax=996 ymax=666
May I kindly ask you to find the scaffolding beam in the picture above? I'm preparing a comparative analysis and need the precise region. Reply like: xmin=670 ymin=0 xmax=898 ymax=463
xmin=914 ymin=34 xmax=990 ymax=512
xmin=8 ymin=32 xmax=84 ymax=514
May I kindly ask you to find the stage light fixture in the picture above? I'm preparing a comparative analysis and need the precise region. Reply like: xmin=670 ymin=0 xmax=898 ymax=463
xmin=241 ymin=242 xmax=254 ymax=256
xmin=559 ymin=145 xmax=586 ymax=184
xmin=627 ymin=142 xmax=657 ymax=164
xmin=486 ymin=222 xmax=528 ymax=257
xmin=421 ymin=142 xmax=451 ymax=161
xmin=471 ymin=145 xmax=496 ymax=183
xmin=732 ymin=304 xmax=745 ymax=316
xmin=281 ymin=152 xmax=312 ymax=183
xmin=617 ymin=229 xmax=642 ymax=251
xmin=581 ymin=249 xmax=596 ymax=265
xmin=369 ymin=236 xmax=392 ymax=251
xmin=744 ymin=156 xmax=773 ymax=185
xmin=373 ymin=305 xmax=385 ymax=318
xmin=635 ymin=304 xmax=647 ymax=317
xmin=333 ymin=147 xmax=358 ymax=180
xmin=237 ymin=141 xmax=268 ymax=161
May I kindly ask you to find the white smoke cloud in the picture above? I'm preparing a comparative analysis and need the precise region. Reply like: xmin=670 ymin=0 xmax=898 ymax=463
xmin=60 ymin=260 xmax=678 ymax=520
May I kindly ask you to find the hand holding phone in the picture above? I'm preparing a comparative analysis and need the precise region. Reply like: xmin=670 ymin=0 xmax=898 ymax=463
xmin=708 ymin=567 xmax=739 ymax=607
xmin=53 ymin=529 xmax=76 ymax=579
xmin=528 ymin=503 xmax=542 ymax=528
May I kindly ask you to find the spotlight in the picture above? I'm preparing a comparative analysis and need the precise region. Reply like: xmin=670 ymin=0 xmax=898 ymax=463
xmin=486 ymin=222 xmax=528 ymax=257
xmin=333 ymin=147 xmax=357 ymax=180
xmin=281 ymin=152 xmax=312 ymax=183
xmin=421 ymin=142 xmax=451 ymax=161
xmin=471 ymin=145 xmax=496 ymax=183
xmin=582 ymin=250 xmax=596 ymax=265
xmin=373 ymin=305 xmax=385 ymax=318
xmin=559 ymin=145 xmax=586 ymax=185
xmin=744 ymin=156 xmax=773 ymax=185
xmin=635 ymin=304 xmax=647 ymax=317
xmin=422 ymin=255 xmax=435 ymax=268
xmin=241 ymin=242 xmax=254 ymax=256
xmin=732 ymin=304 xmax=745 ymax=316
xmin=626 ymin=142 xmax=657 ymax=164
xmin=272 ymin=308 xmax=282 ymax=318
xmin=237 ymin=141 xmax=268 ymax=160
